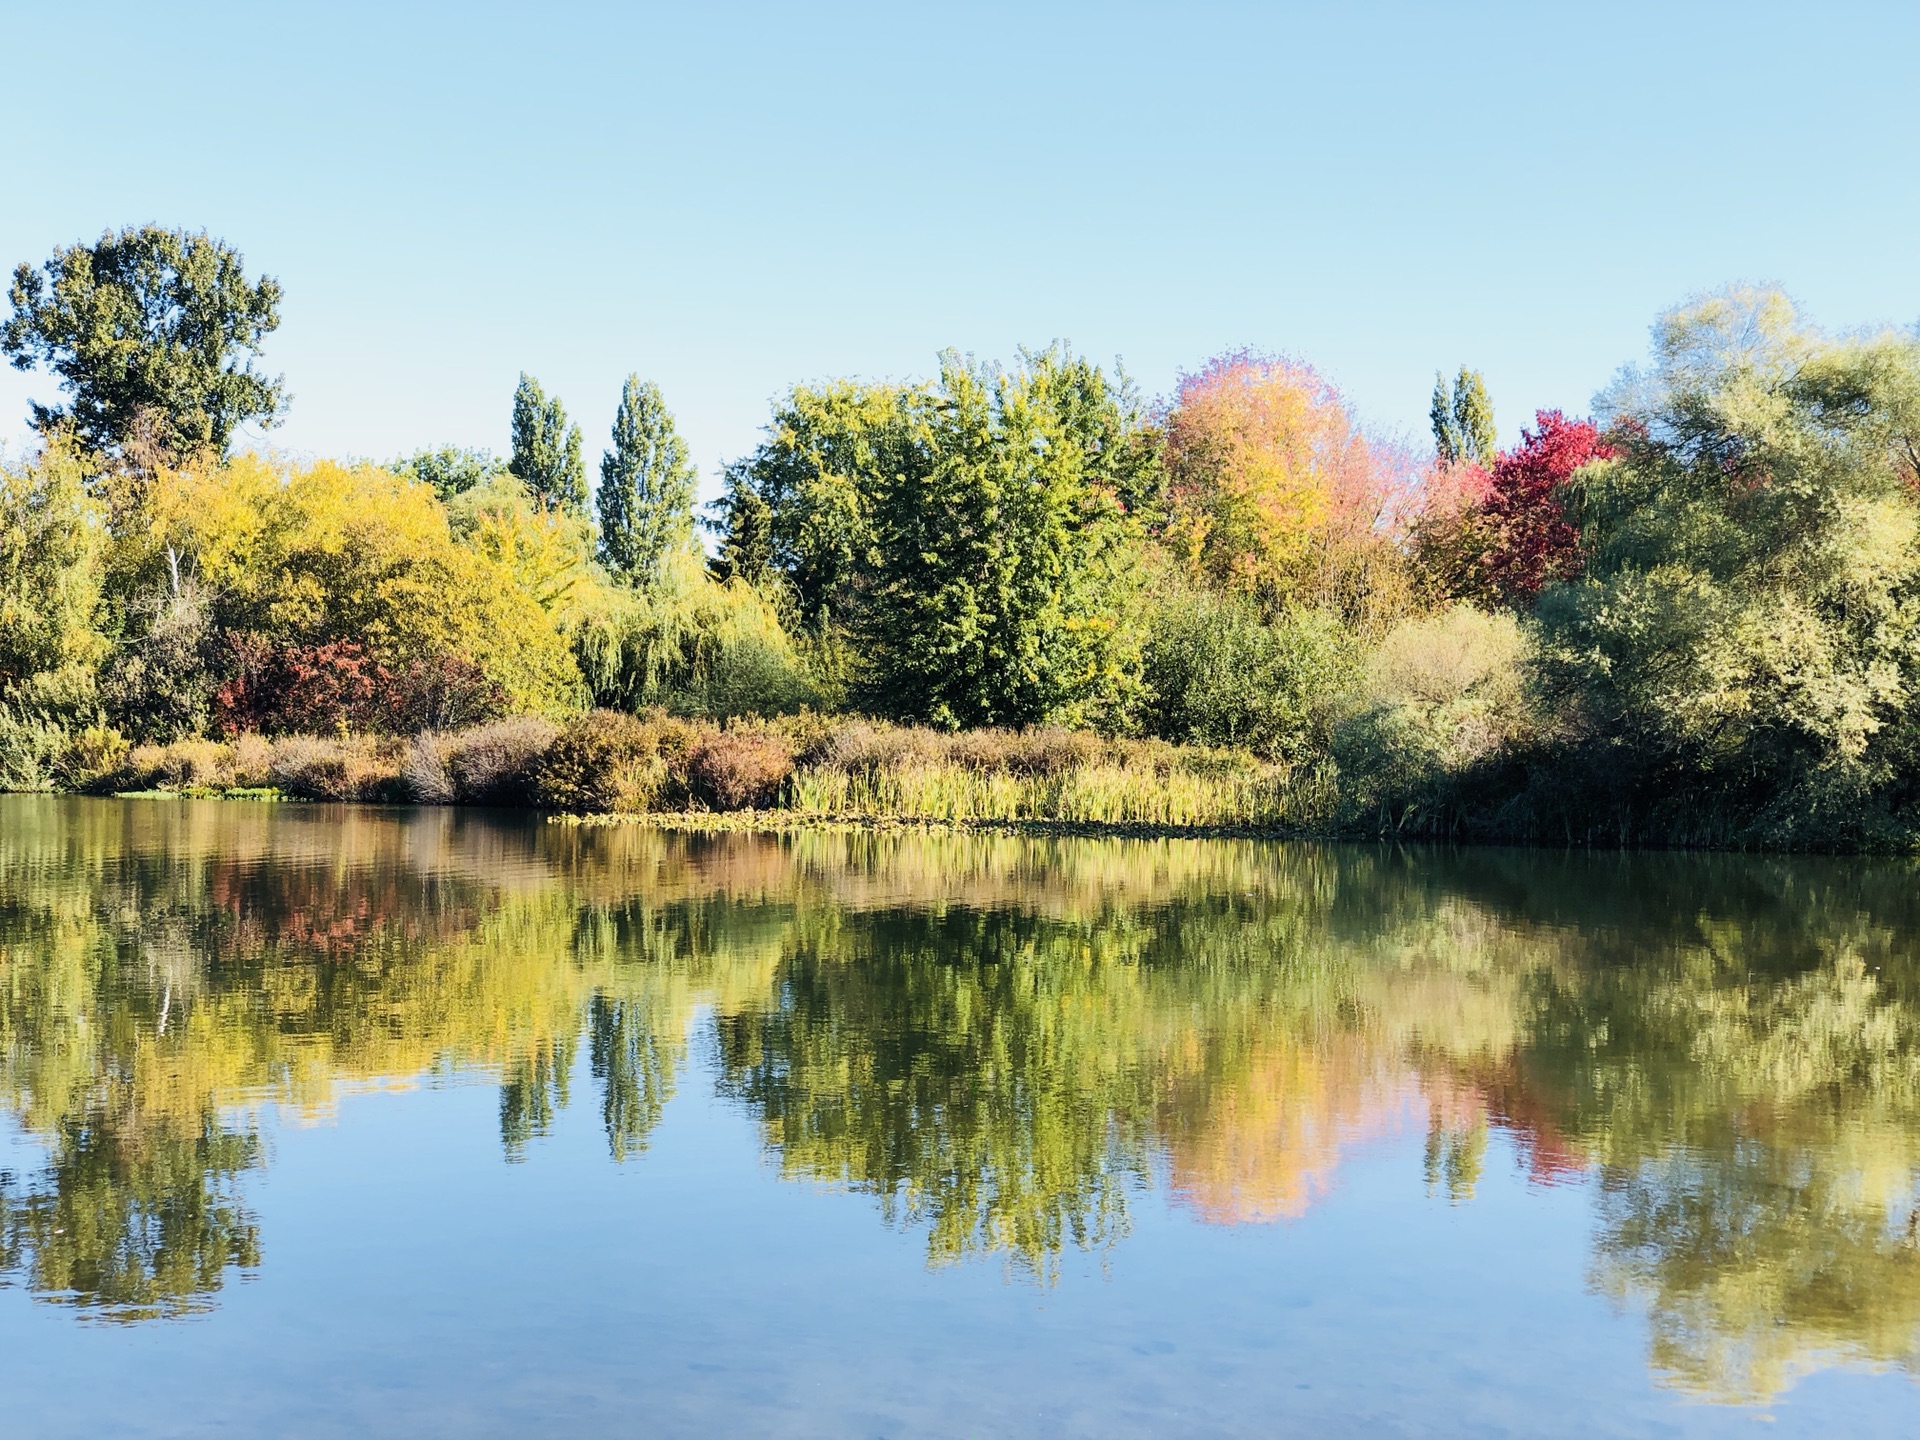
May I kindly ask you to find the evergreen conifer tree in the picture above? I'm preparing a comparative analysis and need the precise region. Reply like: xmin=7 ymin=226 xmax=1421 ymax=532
xmin=508 ymin=373 xmax=585 ymax=511
xmin=708 ymin=465 xmax=773 ymax=587
xmin=597 ymin=375 xmax=697 ymax=585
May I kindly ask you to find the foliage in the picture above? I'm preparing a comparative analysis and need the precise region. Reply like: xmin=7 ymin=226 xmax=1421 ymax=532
xmin=266 ymin=734 xmax=404 ymax=801
xmin=598 ymin=375 xmax=697 ymax=586
xmin=1140 ymin=576 xmax=1356 ymax=759
xmin=0 ymin=440 xmax=106 ymax=712
xmin=2 ymin=225 xmax=283 ymax=464
xmin=214 ymin=636 xmax=388 ymax=736
xmin=404 ymin=716 xmax=559 ymax=805
xmin=1430 ymin=365 xmax=1497 ymax=467
xmin=712 ymin=351 xmax=1159 ymax=729
xmin=96 ymin=582 xmax=222 ymax=741
xmin=1533 ymin=286 xmax=1920 ymax=844
xmin=1477 ymin=409 xmax=1612 ymax=606
xmin=573 ymin=549 xmax=817 ymax=718
xmin=1330 ymin=605 xmax=1533 ymax=833
xmin=1160 ymin=350 xmax=1418 ymax=623
xmin=0 ymin=709 xmax=69 ymax=792
xmin=146 ymin=456 xmax=584 ymax=717
xmin=707 ymin=467 xmax=774 ymax=587
xmin=713 ymin=378 xmax=917 ymax=626
xmin=857 ymin=348 xmax=1151 ymax=728
xmin=508 ymin=373 xmax=585 ymax=513
xmin=392 ymin=445 xmax=506 ymax=500
xmin=532 ymin=709 xmax=679 ymax=813
xmin=386 ymin=652 xmax=510 ymax=732
xmin=53 ymin=724 xmax=129 ymax=792
xmin=688 ymin=728 xmax=794 ymax=810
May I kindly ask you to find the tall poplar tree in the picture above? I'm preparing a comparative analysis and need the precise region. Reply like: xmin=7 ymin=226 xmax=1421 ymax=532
xmin=508 ymin=373 xmax=585 ymax=512
xmin=1430 ymin=366 xmax=1497 ymax=466
xmin=597 ymin=375 xmax=697 ymax=585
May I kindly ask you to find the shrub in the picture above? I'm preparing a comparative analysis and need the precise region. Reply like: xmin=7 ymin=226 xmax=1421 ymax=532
xmin=531 ymin=710 xmax=664 ymax=813
xmin=688 ymin=728 xmax=794 ymax=810
xmin=443 ymin=716 xmax=560 ymax=804
xmin=0 ymin=709 xmax=69 ymax=792
xmin=1142 ymin=588 xmax=1357 ymax=759
xmin=387 ymin=653 xmax=511 ymax=733
xmin=268 ymin=735 xmax=402 ymax=802
xmin=98 ymin=583 xmax=222 ymax=742
xmin=54 ymin=724 xmax=130 ymax=792
xmin=401 ymin=733 xmax=455 ymax=804
xmin=215 ymin=637 xmax=390 ymax=736
xmin=123 ymin=737 xmax=232 ymax=790
xmin=1331 ymin=605 xmax=1532 ymax=831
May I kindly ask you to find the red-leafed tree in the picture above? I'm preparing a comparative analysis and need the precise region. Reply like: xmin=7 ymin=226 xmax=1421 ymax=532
xmin=215 ymin=637 xmax=391 ymax=735
xmin=1479 ymin=410 xmax=1613 ymax=606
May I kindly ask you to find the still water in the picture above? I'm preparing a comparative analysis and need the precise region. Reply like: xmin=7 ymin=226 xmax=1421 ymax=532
xmin=3 ymin=797 xmax=1919 ymax=1436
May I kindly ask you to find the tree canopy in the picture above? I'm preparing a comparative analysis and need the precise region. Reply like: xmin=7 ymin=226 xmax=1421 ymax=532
xmin=597 ymin=375 xmax=697 ymax=586
xmin=2 ymin=226 xmax=284 ymax=465
xmin=508 ymin=373 xmax=585 ymax=512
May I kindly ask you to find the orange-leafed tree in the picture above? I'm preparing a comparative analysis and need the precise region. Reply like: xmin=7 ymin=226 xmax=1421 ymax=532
xmin=1160 ymin=350 xmax=1419 ymax=623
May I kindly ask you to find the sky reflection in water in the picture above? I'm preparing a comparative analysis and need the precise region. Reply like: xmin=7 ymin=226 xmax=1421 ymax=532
xmin=2 ymin=797 xmax=1918 ymax=1436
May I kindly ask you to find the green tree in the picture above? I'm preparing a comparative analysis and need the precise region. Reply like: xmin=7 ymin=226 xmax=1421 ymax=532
xmin=707 ymin=468 xmax=773 ymax=587
xmin=597 ymin=376 xmax=697 ymax=585
xmin=1535 ymin=286 xmax=1920 ymax=844
xmin=716 ymin=379 xmax=920 ymax=626
xmin=859 ymin=347 xmax=1148 ymax=728
xmin=508 ymin=373 xmax=585 ymax=513
xmin=1430 ymin=366 xmax=1496 ymax=466
xmin=2 ymin=226 xmax=284 ymax=465
xmin=393 ymin=445 xmax=505 ymax=500
xmin=0 ymin=440 xmax=108 ymax=712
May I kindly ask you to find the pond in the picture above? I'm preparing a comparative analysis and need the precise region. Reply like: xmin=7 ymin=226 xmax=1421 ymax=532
xmin=2 ymin=797 xmax=1918 ymax=1436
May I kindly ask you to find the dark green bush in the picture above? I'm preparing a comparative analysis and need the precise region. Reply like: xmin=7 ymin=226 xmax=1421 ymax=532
xmin=1142 ymin=589 xmax=1356 ymax=759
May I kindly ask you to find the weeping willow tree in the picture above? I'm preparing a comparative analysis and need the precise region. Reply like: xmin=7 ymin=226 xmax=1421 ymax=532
xmin=571 ymin=550 xmax=817 ymax=717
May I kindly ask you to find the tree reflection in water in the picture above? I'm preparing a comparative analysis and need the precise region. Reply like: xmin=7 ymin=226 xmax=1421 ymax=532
xmin=2 ymin=796 xmax=1919 ymax=1401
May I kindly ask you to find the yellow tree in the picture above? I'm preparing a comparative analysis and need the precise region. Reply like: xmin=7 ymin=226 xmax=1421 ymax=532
xmin=1161 ymin=351 xmax=1418 ymax=623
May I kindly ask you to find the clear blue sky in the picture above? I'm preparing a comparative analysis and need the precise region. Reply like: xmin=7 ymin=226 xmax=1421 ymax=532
xmin=3 ymin=0 xmax=1916 ymax=504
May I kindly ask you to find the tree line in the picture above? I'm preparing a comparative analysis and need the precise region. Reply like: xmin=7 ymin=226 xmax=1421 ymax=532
xmin=6 ymin=223 xmax=1920 ymax=846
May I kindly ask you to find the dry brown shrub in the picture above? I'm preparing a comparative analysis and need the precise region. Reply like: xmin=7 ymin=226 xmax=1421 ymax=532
xmin=402 ymin=733 xmax=455 ymax=804
xmin=268 ymin=735 xmax=402 ymax=801
xmin=229 ymin=733 xmax=276 ymax=786
xmin=688 ymin=729 xmax=795 ymax=810
xmin=122 ymin=737 xmax=233 ymax=789
xmin=1000 ymin=727 xmax=1102 ymax=778
xmin=445 ymin=716 xmax=560 ymax=804
xmin=817 ymin=720 xmax=944 ymax=773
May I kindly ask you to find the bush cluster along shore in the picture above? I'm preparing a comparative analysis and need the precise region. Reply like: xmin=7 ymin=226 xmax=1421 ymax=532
xmin=8 ymin=227 xmax=1920 ymax=848
xmin=67 ymin=712 xmax=1312 ymax=836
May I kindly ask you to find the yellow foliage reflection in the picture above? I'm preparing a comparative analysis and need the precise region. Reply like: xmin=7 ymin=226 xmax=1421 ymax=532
xmin=3 ymin=799 xmax=1920 ymax=1405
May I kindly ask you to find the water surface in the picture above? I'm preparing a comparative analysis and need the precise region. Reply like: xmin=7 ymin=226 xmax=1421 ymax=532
xmin=3 ymin=797 xmax=1918 ymax=1435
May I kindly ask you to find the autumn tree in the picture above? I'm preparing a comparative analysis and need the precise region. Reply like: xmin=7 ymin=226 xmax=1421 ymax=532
xmin=597 ymin=375 xmax=697 ymax=586
xmin=508 ymin=373 xmax=585 ymax=513
xmin=1160 ymin=350 xmax=1418 ymax=624
xmin=2 ymin=226 xmax=284 ymax=466
xmin=1477 ymin=410 xmax=1611 ymax=606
